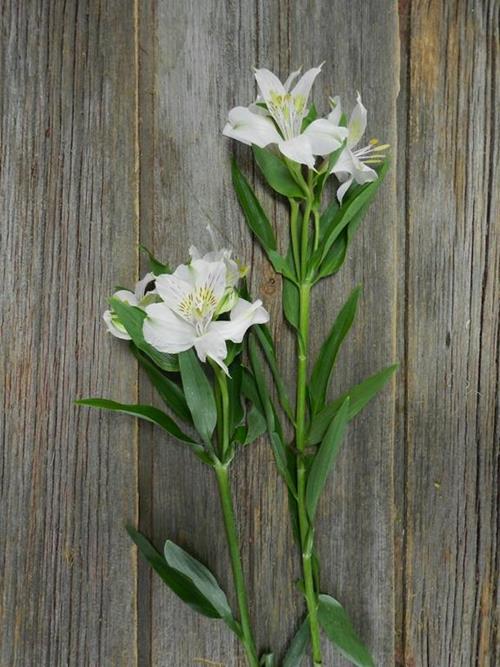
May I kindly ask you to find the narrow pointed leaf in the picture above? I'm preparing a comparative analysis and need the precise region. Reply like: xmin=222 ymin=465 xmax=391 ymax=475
xmin=178 ymin=349 xmax=217 ymax=446
xmin=243 ymin=404 xmax=267 ymax=445
xmin=307 ymin=364 xmax=398 ymax=445
xmin=131 ymin=345 xmax=192 ymax=423
xmin=231 ymin=158 xmax=277 ymax=251
xmin=127 ymin=527 xmax=228 ymax=623
xmin=110 ymin=298 xmax=178 ymax=372
xmin=282 ymin=617 xmax=310 ymax=667
xmin=306 ymin=398 xmax=350 ymax=520
xmin=318 ymin=594 xmax=375 ymax=667
xmin=309 ymin=287 xmax=361 ymax=414
xmin=164 ymin=540 xmax=240 ymax=635
xmin=254 ymin=323 xmax=294 ymax=422
xmin=283 ymin=278 xmax=299 ymax=330
xmin=139 ymin=244 xmax=170 ymax=275
xmin=75 ymin=398 xmax=197 ymax=446
xmin=252 ymin=145 xmax=304 ymax=198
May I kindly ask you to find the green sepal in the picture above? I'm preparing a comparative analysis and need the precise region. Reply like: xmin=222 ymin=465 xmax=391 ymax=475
xmin=252 ymin=145 xmax=304 ymax=198
xmin=318 ymin=594 xmax=375 ymax=667
xmin=110 ymin=298 xmax=179 ymax=372
xmin=309 ymin=286 xmax=361 ymax=414
xmin=307 ymin=363 xmax=398 ymax=445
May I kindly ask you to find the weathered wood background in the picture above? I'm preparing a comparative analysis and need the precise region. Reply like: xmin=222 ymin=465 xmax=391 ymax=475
xmin=1 ymin=1 xmax=498 ymax=665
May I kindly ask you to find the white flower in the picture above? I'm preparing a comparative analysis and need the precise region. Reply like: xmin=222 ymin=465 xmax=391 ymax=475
xmin=329 ymin=94 xmax=388 ymax=203
xmin=223 ymin=65 xmax=348 ymax=169
xmin=143 ymin=258 xmax=269 ymax=374
xmin=103 ymin=272 xmax=156 ymax=339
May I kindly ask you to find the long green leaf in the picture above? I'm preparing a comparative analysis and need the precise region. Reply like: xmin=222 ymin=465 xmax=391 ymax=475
xmin=309 ymin=287 xmax=361 ymax=414
xmin=254 ymin=324 xmax=294 ymax=422
xmin=127 ymin=527 xmax=226 ymax=622
xmin=307 ymin=364 xmax=398 ymax=445
xmin=164 ymin=540 xmax=240 ymax=636
xmin=110 ymin=298 xmax=178 ymax=372
xmin=318 ymin=594 xmax=375 ymax=667
xmin=309 ymin=161 xmax=389 ymax=278
xmin=139 ymin=244 xmax=170 ymax=275
xmin=131 ymin=345 xmax=192 ymax=423
xmin=253 ymin=145 xmax=304 ymax=198
xmin=75 ymin=398 xmax=197 ymax=446
xmin=283 ymin=278 xmax=299 ymax=330
xmin=178 ymin=349 xmax=217 ymax=447
xmin=282 ymin=617 xmax=310 ymax=667
xmin=306 ymin=398 xmax=350 ymax=520
xmin=231 ymin=158 xmax=277 ymax=251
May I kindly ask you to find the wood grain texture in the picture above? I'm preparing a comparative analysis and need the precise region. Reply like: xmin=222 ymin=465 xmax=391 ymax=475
xmin=0 ymin=1 xmax=139 ymax=665
xmin=398 ymin=1 xmax=499 ymax=665
xmin=1 ymin=0 xmax=498 ymax=665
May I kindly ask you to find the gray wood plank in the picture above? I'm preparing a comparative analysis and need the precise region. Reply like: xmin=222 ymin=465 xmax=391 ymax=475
xmin=138 ymin=1 xmax=400 ymax=665
xmin=400 ymin=1 xmax=499 ymax=665
xmin=0 ymin=2 xmax=139 ymax=665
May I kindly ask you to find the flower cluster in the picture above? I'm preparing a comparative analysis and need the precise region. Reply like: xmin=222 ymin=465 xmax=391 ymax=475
xmin=104 ymin=244 xmax=268 ymax=374
xmin=223 ymin=64 xmax=388 ymax=202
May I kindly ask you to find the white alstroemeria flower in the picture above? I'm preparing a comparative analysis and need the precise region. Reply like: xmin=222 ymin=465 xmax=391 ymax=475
xmin=103 ymin=272 xmax=156 ymax=339
xmin=329 ymin=94 xmax=389 ymax=203
xmin=223 ymin=65 xmax=348 ymax=169
xmin=143 ymin=258 xmax=269 ymax=374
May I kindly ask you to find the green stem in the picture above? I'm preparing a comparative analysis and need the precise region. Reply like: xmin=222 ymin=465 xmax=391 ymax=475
xmin=296 ymin=282 xmax=322 ymax=665
xmin=212 ymin=366 xmax=258 ymax=667
xmin=213 ymin=365 xmax=230 ymax=460
xmin=214 ymin=464 xmax=259 ymax=667
xmin=290 ymin=198 xmax=301 ymax=277
xmin=313 ymin=208 xmax=321 ymax=252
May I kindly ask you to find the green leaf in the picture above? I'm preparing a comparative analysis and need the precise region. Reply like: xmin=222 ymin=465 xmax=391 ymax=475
xmin=231 ymin=159 xmax=277 ymax=251
xmin=139 ymin=244 xmax=170 ymax=275
xmin=283 ymin=278 xmax=299 ymax=330
xmin=252 ymin=145 xmax=304 ymax=198
xmin=110 ymin=298 xmax=179 ymax=372
xmin=243 ymin=404 xmax=267 ymax=445
xmin=131 ymin=345 xmax=192 ymax=423
xmin=307 ymin=364 xmax=398 ymax=445
xmin=127 ymin=527 xmax=223 ymax=618
xmin=259 ymin=653 xmax=275 ymax=666
xmin=318 ymin=594 xmax=375 ymax=667
xmin=309 ymin=287 xmax=361 ymax=414
xmin=316 ymin=230 xmax=348 ymax=280
xmin=227 ymin=359 xmax=244 ymax=436
xmin=254 ymin=324 xmax=294 ymax=422
xmin=164 ymin=539 xmax=240 ymax=636
xmin=179 ymin=349 xmax=217 ymax=447
xmin=75 ymin=398 xmax=197 ymax=446
xmin=282 ymin=617 xmax=310 ymax=667
xmin=306 ymin=398 xmax=350 ymax=520
xmin=310 ymin=161 xmax=389 ymax=279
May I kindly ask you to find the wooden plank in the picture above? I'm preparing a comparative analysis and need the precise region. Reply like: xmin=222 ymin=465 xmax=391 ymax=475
xmin=282 ymin=2 xmax=400 ymax=665
xmin=400 ymin=1 xmax=499 ymax=665
xmin=139 ymin=1 xmax=400 ymax=664
xmin=0 ymin=2 xmax=139 ymax=665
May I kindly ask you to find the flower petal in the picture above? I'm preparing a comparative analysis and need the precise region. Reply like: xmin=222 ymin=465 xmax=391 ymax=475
xmin=347 ymin=92 xmax=367 ymax=148
xmin=303 ymin=119 xmax=348 ymax=156
xmin=154 ymin=272 xmax=192 ymax=313
xmin=328 ymin=96 xmax=342 ymax=125
xmin=143 ymin=303 xmax=196 ymax=353
xmin=289 ymin=64 xmax=323 ymax=106
xmin=283 ymin=67 xmax=302 ymax=91
xmin=134 ymin=272 xmax=156 ymax=301
xmin=336 ymin=177 xmax=353 ymax=204
xmin=103 ymin=309 xmax=131 ymax=340
xmin=253 ymin=68 xmax=286 ymax=106
xmin=113 ymin=289 xmax=139 ymax=307
xmin=211 ymin=298 xmax=269 ymax=344
xmin=278 ymin=135 xmax=316 ymax=169
xmin=194 ymin=330 xmax=229 ymax=374
xmin=223 ymin=106 xmax=281 ymax=147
